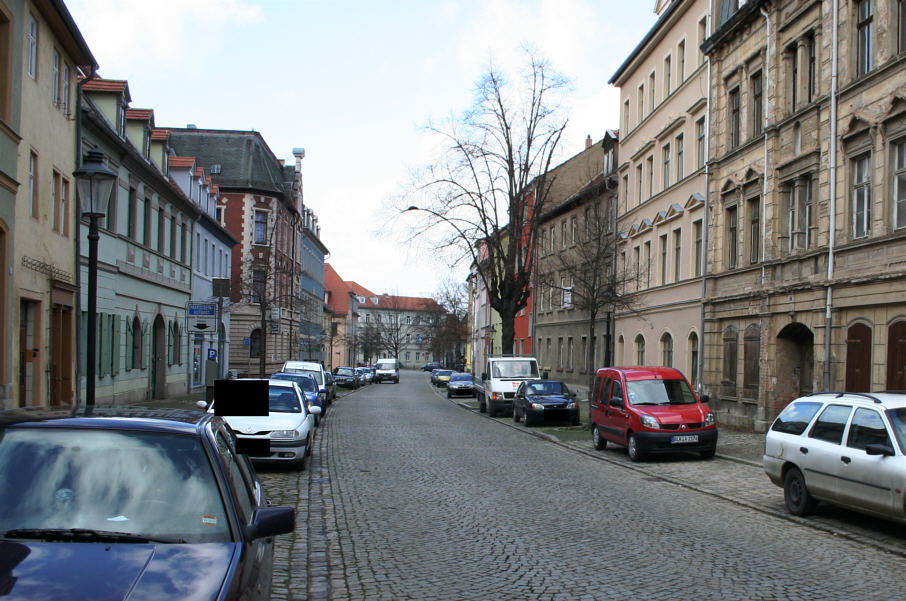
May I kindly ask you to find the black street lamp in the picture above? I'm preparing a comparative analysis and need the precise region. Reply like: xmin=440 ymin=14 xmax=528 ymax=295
xmin=74 ymin=149 xmax=116 ymax=410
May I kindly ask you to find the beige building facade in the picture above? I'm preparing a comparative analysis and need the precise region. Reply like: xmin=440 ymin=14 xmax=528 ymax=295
xmin=609 ymin=0 xmax=712 ymax=390
xmin=703 ymin=0 xmax=906 ymax=430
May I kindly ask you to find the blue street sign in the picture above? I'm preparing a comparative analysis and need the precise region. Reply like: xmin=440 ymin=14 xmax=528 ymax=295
xmin=243 ymin=337 xmax=250 ymax=346
xmin=208 ymin=349 xmax=217 ymax=360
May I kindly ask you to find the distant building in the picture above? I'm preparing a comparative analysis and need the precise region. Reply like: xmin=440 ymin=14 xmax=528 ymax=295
xmin=324 ymin=263 xmax=358 ymax=369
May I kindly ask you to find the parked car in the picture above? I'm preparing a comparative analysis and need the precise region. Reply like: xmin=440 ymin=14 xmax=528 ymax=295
xmin=764 ymin=392 xmax=906 ymax=523
xmin=270 ymin=372 xmax=324 ymax=425
xmin=0 ymin=407 xmax=295 ymax=599
xmin=422 ymin=361 xmax=441 ymax=371
xmin=333 ymin=366 xmax=360 ymax=389
xmin=323 ymin=371 xmax=337 ymax=401
xmin=476 ymin=355 xmax=541 ymax=417
xmin=203 ymin=379 xmax=320 ymax=469
xmin=446 ymin=373 xmax=475 ymax=398
xmin=430 ymin=368 xmax=443 ymax=386
xmin=433 ymin=369 xmax=453 ymax=387
xmin=588 ymin=366 xmax=717 ymax=461
xmin=513 ymin=379 xmax=579 ymax=426
xmin=280 ymin=360 xmax=332 ymax=405
xmin=374 ymin=358 xmax=400 ymax=384
xmin=356 ymin=367 xmax=373 ymax=384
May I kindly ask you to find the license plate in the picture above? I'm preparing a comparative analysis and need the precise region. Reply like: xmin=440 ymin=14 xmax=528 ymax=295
xmin=671 ymin=434 xmax=699 ymax=444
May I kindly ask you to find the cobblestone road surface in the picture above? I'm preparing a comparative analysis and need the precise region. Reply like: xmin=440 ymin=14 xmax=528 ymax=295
xmin=252 ymin=371 xmax=906 ymax=600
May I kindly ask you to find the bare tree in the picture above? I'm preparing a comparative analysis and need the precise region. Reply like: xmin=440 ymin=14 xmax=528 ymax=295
xmin=537 ymin=179 xmax=645 ymax=392
xmin=424 ymin=279 xmax=469 ymax=367
xmin=358 ymin=322 xmax=382 ymax=365
xmin=401 ymin=49 xmax=569 ymax=354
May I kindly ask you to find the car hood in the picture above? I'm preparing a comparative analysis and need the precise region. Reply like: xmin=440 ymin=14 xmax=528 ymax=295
xmin=0 ymin=540 xmax=236 ymax=601
xmin=526 ymin=394 xmax=570 ymax=405
xmin=223 ymin=413 xmax=305 ymax=433
xmin=637 ymin=404 xmax=711 ymax=424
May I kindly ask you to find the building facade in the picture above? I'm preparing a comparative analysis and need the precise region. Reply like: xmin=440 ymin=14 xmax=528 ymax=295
xmin=702 ymin=0 xmax=906 ymax=429
xmin=608 ymin=0 xmax=711 ymax=394
xmin=324 ymin=263 xmax=358 ymax=369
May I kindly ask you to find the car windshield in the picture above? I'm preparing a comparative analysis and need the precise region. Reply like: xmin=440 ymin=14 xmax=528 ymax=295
xmin=337 ymin=368 xmax=354 ymax=376
xmin=526 ymin=381 xmax=567 ymax=395
xmin=450 ymin=374 xmax=472 ymax=382
xmin=625 ymin=378 xmax=697 ymax=405
xmin=437 ymin=370 xmax=452 ymax=377
xmin=377 ymin=363 xmax=395 ymax=370
xmin=886 ymin=408 xmax=906 ymax=454
xmin=271 ymin=374 xmax=317 ymax=393
xmin=491 ymin=361 xmax=540 ymax=379
xmin=269 ymin=388 xmax=302 ymax=413
xmin=0 ymin=428 xmax=230 ymax=543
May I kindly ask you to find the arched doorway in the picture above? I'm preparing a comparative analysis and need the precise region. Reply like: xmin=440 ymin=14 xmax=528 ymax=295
xmin=776 ymin=322 xmax=814 ymax=405
xmin=845 ymin=323 xmax=872 ymax=392
xmin=152 ymin=314 xmax=166 ymax=399
xmin=888 ymin=321 xmax=906 ymax=390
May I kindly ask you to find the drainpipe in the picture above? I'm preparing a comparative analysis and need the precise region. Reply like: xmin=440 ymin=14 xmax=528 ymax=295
xmin=73 ymin=67 xmax=97 ymax=413
xmin=760 ymin=7 xmax=772 ymax=281
xmin=824 ymin=0 xmax=840 ymax=391
xmin=698 ymin=5 xmax=713 ymax=394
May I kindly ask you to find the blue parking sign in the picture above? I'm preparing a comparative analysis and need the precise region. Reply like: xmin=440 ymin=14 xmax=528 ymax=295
xmin=207 ymin=349 xmax=217 ymax=360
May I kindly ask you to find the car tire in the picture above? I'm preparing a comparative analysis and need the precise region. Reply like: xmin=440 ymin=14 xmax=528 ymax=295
xmin=592 ymin=424 xmax=606 ymax=450
xmin=700 ymin=448 xmax=716 ymax=460
xmin=447 ymin=390 xmax=452 ymax=399
xmin=478 ymin=395 xmax=486 ymax=413
xmin=784 ymin=467 xmax=816 ymax=516
xmin=513 ymin=405 xmax=520 ymax=422
xmin=627 ymin=433 xmax=644 ymax=462
xmin=523 ymin=411 xmax=534 ymax=427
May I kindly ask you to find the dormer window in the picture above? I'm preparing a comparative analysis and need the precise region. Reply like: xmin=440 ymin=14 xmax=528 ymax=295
xmin=118 ymin=99 xmax=127 ymax=136
xmin=143 ymin=127 xmax=151 ymax=159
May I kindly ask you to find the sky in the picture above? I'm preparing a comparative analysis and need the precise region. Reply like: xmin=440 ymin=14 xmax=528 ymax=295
xmin=65 ymin=0 xmax=660 ymax=298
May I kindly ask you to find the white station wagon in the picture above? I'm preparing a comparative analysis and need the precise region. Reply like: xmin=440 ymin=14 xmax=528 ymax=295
xmin=764 ymin=392 xmax=906 ymax=522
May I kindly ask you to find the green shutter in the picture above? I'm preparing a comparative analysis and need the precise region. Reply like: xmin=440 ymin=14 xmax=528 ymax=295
xmin=140 ymin=321 xmax=148 ymax=370
xmin=125 ymin=316 xmax=133 ymax=371
xmin=98 ymin=315 xmax=108 ymax=379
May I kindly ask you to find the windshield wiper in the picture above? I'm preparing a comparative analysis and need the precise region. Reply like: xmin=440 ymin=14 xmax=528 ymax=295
xmin=3 ymin=528 xmax=185 ymax=544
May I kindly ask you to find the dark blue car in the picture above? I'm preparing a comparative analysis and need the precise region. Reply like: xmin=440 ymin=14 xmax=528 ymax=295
xmin=0 ymin=408 xmax=294 ymax=600
xmin=270 ymin=371 xmax=324 ymax=425
xmin=512 ymin=379 xmax=580 ymax=426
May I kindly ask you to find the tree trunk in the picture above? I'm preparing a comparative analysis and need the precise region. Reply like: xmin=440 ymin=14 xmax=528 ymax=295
xmin=259 ymin=309 xmax=267 ymax=378
xmin=499 ymin=307 xmax=517 ymax=355
xmin=586 ymin=317 xmax=597 ymax=395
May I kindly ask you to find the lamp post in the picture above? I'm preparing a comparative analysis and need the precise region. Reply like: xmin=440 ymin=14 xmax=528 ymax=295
xmin=74 ymin=149 xmax=116 ymax=410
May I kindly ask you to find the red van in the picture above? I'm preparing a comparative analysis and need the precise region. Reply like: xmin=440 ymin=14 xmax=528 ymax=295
xmin=589 ymin=366 xmax=717 ymax=461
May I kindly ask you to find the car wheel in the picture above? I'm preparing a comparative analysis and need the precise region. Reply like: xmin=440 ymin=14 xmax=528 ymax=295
xmin=478 ymin=395 xmax=486 ymax=413
xmin=513 ymin=405 xmax=520 ymax=422
xmin=592 ymin=424 xmax=606 ymax=450
xmin=784 ymin=467 xmax=816 ymax=516
xmin=523 ymin=411 xmax=533 ymax=427
xmin=700 ymin=448 xmax=716 ymax=460
xmin=627 ymin=433 xmax=644 ymax=462
xmin=447 ymin=390 xmax=452 ymax=399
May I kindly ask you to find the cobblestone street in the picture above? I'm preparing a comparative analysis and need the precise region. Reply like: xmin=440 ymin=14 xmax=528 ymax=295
xmin=257 ymin=371 xmax=906 ymax=600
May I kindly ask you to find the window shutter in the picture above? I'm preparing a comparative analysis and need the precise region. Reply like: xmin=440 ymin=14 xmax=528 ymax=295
xmin=125 ymin=316 xmax=133 ymax=371
xmin=167 ymin=321 xmax=174 ymax=366
xmin=141 ymin=321 xmax=148 ymax=369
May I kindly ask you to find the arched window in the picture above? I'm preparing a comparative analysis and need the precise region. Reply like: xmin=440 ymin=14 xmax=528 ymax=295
xmin=249 ymin=328 xmax=262 ymax=359
xmin=688 ymin=332 xmax=699 ymax=388
xmin=888 ymin=321 xmax=906 ymax=390
xmin=172 ymin=320 xmax=181 ymax=365
xmin=660 ymin=333 xmax=673 ymax=367
xmin=635 ymin=334 xmax=646 ymax=365
xmin=722 ymin=326 xmax=738 ymax=393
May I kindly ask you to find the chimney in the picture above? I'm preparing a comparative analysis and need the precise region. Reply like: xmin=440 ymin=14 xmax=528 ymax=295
xmin=585 ymin=134 xmax=592 ymax=149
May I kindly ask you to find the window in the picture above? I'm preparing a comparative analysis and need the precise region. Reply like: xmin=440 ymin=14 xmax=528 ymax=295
xmin=181 ymin=225 xmax=187 ymax=263
xmin=635 ymin=334 xmax=646 ymax=365
xmin=852 ymin=154 xmax=871 ymax=238
xmin=636 ymin=164 xmax=643 ymax=205
xmin=660 ymin=234 xmax=668 ymax=284
xmin=693 ymin=220 xmax=703 ymax=277
xmin=127 ymin=188 xmax=136 ymax=239
xmin=581 ymin=337 xmax=588 ymax=372
xmin=675 ymin=134 xmax=684 ymax=182
xmin=28 ymin=151 xmax=37 ymax=218
xmin=848 ymin=408 xmax=892 ymax=450
xmin=900 ymin=0 xmax=906 ymax=54
xmin=157 ymin=209 xmax=165 ymax=251
xmin=254 ymin=210 xmax=267 ymax=244
xmin=52 ymin=50 xmax=60 ymax=106
xmin=787 ymin=43 xmax=798 ymax=111
xmin=678 ymin=40 xmax=685 ymax=82
xmin=143 ymin=198 xmax=151 ymax=246
xmin=729 ymin=87 xmax=740 ymax=148
xmin=644 ymin=241 xmax=651 ymax=288
xmin=748 ymin=197 xmax=760 ymax=264
xmin=61 ymin=64 xmax=71 ymax=115
xmin=806 ymin=34 xmax=817 ymax=102
xmin=856 ymin=0 xmax=873 ymax=76
xmin=661 ymin=333 xmax=673 ymax=367
xmin=727 ymin=205 xmax=738 ymax=269
xmin=561 ymin=220 xmax=567 ymax=249
xmin=252 ymin=269 xmax=265 ymax=303
xmin=549 ymin=225 xmax=555 ymax=253
xmin=662 ymin=144 xmax=671 ymax=190
xmin=698 ymin=17 xmax=707 ymax=65
xmin=638 ymin=84 xmax=645 ymax=121
xmin=673 ymin=229 xmax=682 ymax=281
xmin=170 ymin=218 xmax=177 ymax=258
xmin=649 ymin=72 xmax=655 ymax=112
xmin=689 ymin=332 xmax=699 ymax=388
xmin=633 ymin=247 xmax=640 ymax=290
xmin=52 ymin=171 xmax=68 ymax=235
xmin=783 ymin=176 xmax=814 ymax=251
xmin=664 ymin=55 xmax=672 ymax=97
xmin=567 ymin=337 xmax=573 ymax=370
xmin=571 ymin=216 xmax=578 ymax=245
xmin=646 ymin=155 xmax=654 ymax=198
xmin=623 ymin=99 xmax=631 ymax=133
xmin=131 ymin=317 xmax=142 ymax=370
xmin=249 ymin=328 xmax=262 ymax=359
xmin=27 ymin=14 xmax=37 ymax=79
xmin=61 ymin=178 xmax=69 ymax=236
xmin=51 ymin=171 xmax=58 ymax=232
xmin=722 ymin=326 xmax=738 ymax=390
xmin=622 ymin=175 xmax=629 ymax=211
xmin=203 ymin=239 xmax=209 ymax=276
xmin=751 ymin=72 xmax=763 ymax=137
xmin=557 ymin=337 xmax=563 ymax=369
xmin=743 ymin=324 xmax=760 ymax=398
xmin=809 ymin=404 xmax=853 ymax=444
xmin=895 ymin=140 xmax=906 ymax=230
xmin=696 ymin=118 xmax=706 ymax=169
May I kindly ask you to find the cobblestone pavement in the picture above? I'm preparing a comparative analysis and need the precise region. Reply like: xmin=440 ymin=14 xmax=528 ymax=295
xmin=140 ymin=377 xmax=906 ymax=599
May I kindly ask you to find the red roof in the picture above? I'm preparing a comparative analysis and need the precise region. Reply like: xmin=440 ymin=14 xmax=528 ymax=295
xmin=126 ymin=108 xmax=153 ymax=121
xmin=151 ymin=128 xmax=169 ymax=141
xmin=168 ymin=156 xmax=196 ymax=169
xmin=81 ymin=78 xmax=129 ymax=93
xmin=324 ymin=264 xmax=352 ymax=315
xmin=193 ymin=167 xmax=204 ymax=178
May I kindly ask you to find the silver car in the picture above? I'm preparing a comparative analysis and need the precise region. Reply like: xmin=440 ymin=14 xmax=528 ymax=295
xmin=764 ymin=392 xmax=906 ymax=523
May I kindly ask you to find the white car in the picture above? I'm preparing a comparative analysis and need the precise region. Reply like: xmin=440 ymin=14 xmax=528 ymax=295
xmin=764 ymin=392 xmax=906 ymax=523
xmin=201 ymin=379 xmax=320 ymax=470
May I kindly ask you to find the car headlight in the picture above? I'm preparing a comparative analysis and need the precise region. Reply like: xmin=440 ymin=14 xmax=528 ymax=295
xmin=566 ymin=401 xmax=577 ymax=409
xmin=704 ymin=411 xmax=715 ymax=427
xmin=640 ymin=414 xmax=660 ymax=429
xmin=269 ymin=429 xmax=302 ymax=440
xmin=530 ymin=402 xmax=545 ymax=410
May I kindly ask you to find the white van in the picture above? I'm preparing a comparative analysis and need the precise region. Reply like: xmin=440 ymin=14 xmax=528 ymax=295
xmin=476 ymin=355 xmax=540 ymax=417
xmin=280 ymin=361 xmax=331 ymax=402
xmin=374 ymin=358 xmax=399 ymax=384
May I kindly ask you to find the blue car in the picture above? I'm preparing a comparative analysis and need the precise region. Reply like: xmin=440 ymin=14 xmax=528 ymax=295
xmin=270 ymin=371 xmax=324 ymax=425
xmin=512 ymin=379 xmax=580 ymax=426
xmin=0 ymin=407 xmax=295 ymax=599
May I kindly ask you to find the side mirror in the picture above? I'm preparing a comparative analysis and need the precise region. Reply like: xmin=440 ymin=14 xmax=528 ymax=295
xmin=865 ymin=443 xmax=895 ymax=457
xmin=195 ymin=400 xmax=208 ymax=410
xmin=699 ymin=394 xmax=710 ymax=404
xmin=246 ymin=506 xmax=295 ymax=540
xmin=481 ymin=372 xmax=487 ymax=381
xmin=610 ymin=397 xmax=624 ymax=408
xmin=308 ymin=405 xmax=322 ymax=415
